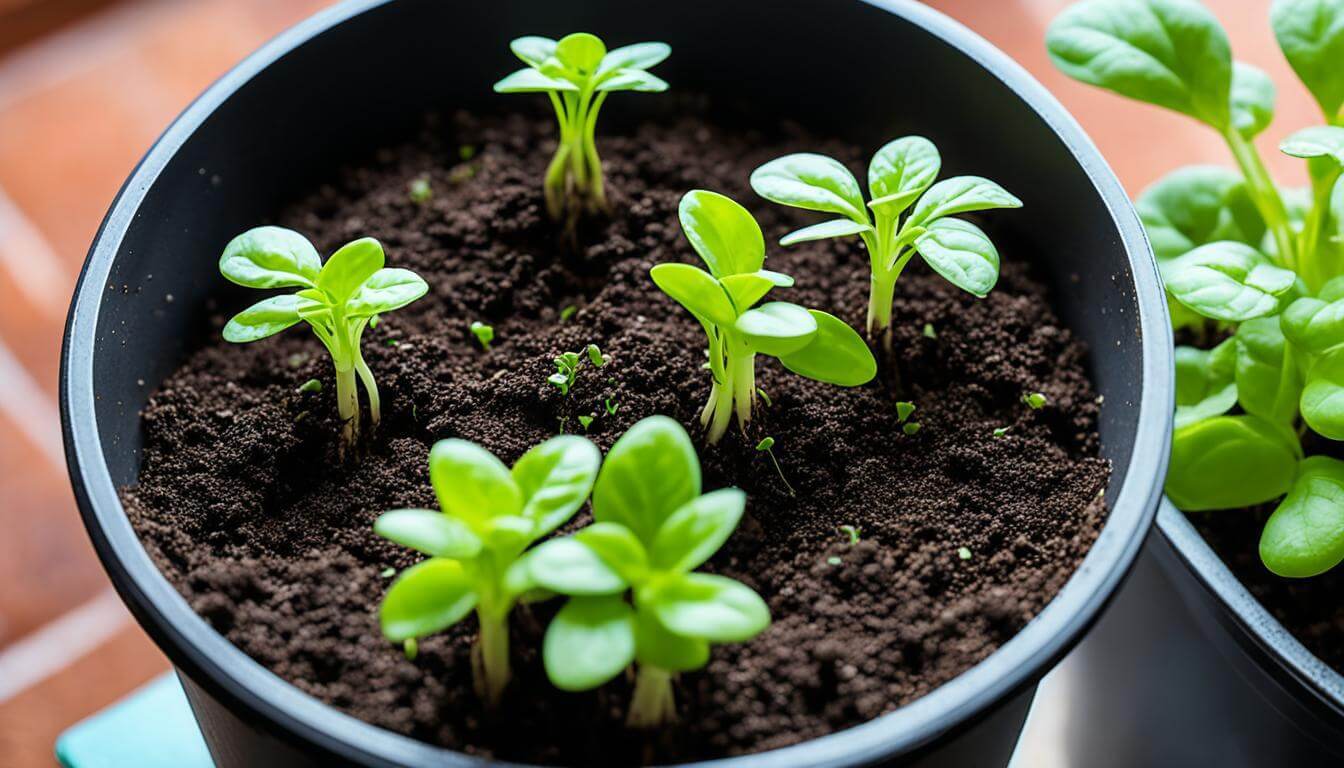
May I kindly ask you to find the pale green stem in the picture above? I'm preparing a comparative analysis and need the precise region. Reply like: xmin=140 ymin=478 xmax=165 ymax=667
xmin=334 ymin=365 xmax=359 ymax=451
xmin=731 ymin=348 xmax=756 ymax=431
xmin=1224 ymin=128 xmax=1295 ymax=269
xmin=706 ymin=363 xmax=736 ymax=444
xmin=473 ymin=608 xmax=511 ymax=706
xmin=583 ymin=92 xmax=609 ymax=212
xmin=1300 ymin=167 xmax=1340 ymax=292
xmin=626 ymin=665 xmax=676 ymax=728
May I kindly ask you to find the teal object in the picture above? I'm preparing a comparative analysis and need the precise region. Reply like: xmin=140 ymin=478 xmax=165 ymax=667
xmin=55 ymin=673 xmax=213 ymax=768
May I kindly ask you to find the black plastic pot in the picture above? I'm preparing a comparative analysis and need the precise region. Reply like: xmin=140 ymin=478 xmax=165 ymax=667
xmin=60 ymin=0 xmax=1171 ymax=765
xmin=1058 ymin=503 xmax=1344 ymax=767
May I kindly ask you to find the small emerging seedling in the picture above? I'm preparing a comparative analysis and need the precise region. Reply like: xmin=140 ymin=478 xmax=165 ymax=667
xmin=1023 ymin=392 xmax=1047 ymax=410
xmin=993 ymin=426 xmax=1010 ymax=438
xmin=578 ymin=414 xmax=595 ymax=431
xmin=374 ymin=434 xmax=601 ymax=705
xmin=297 ymin=379 xmax=322 ymax=394
xmin=839 ymin=525 xmax=861 ymax=545
xmin=549 ymin=344 xmax=606 ymax=396
xmin=750 ymin=139 xmax=1020 ymax=349
xmin=526 ymin=416 xmax=770 ymax=727
xmin=923 ymin=323 xmax=937 ymax=339
xmin=604 ymin=396 xmax=619 ymax=416
xmin=896 ymin=401 xmax=916 ymax=422
xmin=652 ymin=191 xmax=877 ymax=443
xmin=220 ymin=226 xmax=428 ymax=452
xmin=470 ymin=321 xmax=494 ymax=351
xmin=903 ymin=422 xmax=922 ymax=436
xmin=560 ymin=304 xmax=578 ymax=322
xmin=958 ymin=546 xmax=972 ymax=561
xmin=494 ymin=34 xmax=671 ymax=224
xmin=755 ymin=436 xmax=796 ymax=497
xmin=409 ymin=176 xmax=433 ymax=204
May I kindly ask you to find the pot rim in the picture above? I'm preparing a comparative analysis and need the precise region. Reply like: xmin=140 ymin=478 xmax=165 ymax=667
xmin=60 ymin=0 xmax=1173 ymax=765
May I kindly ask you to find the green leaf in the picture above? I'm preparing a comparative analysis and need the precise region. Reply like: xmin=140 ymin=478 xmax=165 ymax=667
xmin=913 ymin=218 xmax=1000 ymax=298
xmin=374 ymin=509 xmax=483 ymax=559
xmin=1280 ymin=125 xmax=1344 ymax=167
xmin=1302 ymin=347 xmax=1344 ymax=439
xmin=719 ymin=272 xmax=776 ymax=313
xmin=511 ymin=435 xmax=601 ymax=537
xmin=650 ymin=263 xmax=738 ymax=327
xmin=1162 ymin=241 xmax=1297 ymax=321
xmin=543 ymin=596 xmax=637 ymax=690
xmin=1271 ymin=0 xmax=1344 ymax=120
xmin=748 ymin=153 xmax=868 ymax=223
xmin=648 ymin=573 xmax=770 ymax=643
xmin=678 ymin=190 xmax=766 ymax=278
xmin=906 ymin=176 xmax=1022 ymax=229
xmin=379 ymin=559 xmax=477 ymax=641
xmin=634 ymin=606 xmax=708 ymax=672
xmin=1046 ymin=0 xmax=1233 ymax=129
xmin=346 ymin=268 xmax=427 ymax=317
xmin=555 ymin=32 xmax=607 ymax=74
xmin=1166 ymin=415 xmax=1300 ymax=511
xmin=428 ymin=439 xmax=523 ymax=529
xmin=493 ymin=68 xmax=579 ymax=93
xmin=222 ymin=295 xmax=306 ymax=343
xmin=317 ymin=238 xmax=384 ymax=304
xmin=528 ymin=537 xmax=627 ymax=595
xmin=598 ymin=42 xmax=671 ymax=74
xmin=509 ymin=36 xmax=557 ymax=67
xmin=1230 ymin=62 xmax=1276 ymax=138
xmin=596 ymin=69 xmax=669 ymax=92
xmin=219 ymin=226 xmax=320 ymax=289
xmin=867 ymin=136 xmax=940 ymax=215
xmin=592 ymin=415 xmax=701 ymax=545
xmin=778 ymin=310 xmax=877 ymax=387
xmin=576 ymin=522 xmax=649 ymax=584
xmin=1136 ymin=166 xmax=1264 ymax=263
xmin=736 ymin=302 xmax=818 ymax=357
xmin=650 ymin=489 xmax=746 ymax=573
xmin=1235 ymin=317 xmax=1301 ymax=424
xmin=1260 ymin=455 xmax=1344 ymax=577
xmin=1174 ymin=340 xmax=1237 ymax=429
xmin=778 ymin=218 xmax=873 ymax=247
xmin=1282 ymin=292 xmax=1344 ymax=354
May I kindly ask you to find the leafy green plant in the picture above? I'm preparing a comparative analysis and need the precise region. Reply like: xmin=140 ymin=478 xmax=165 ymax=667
xmin=374 ymin=434 xmax=601 ymax=704
xmin=494 ymin=33 xmax=670 ymax=223
xmin=1022 ymin=392 xmax=1047 ymax=410
xmin=1048 ymin=0 xmax=1344 ymax=577
xmin=749 ymin=139 xmax=1020 ymax=348
xmin=651 ymin=190 xmax=877 ymax=443
xmin=470 ymin=321 xmax=494 ymax=351
xmin=525 ymin=416 xmax=769 ymax=727
xmin=220 ymin=226 xmax=427 ymax=451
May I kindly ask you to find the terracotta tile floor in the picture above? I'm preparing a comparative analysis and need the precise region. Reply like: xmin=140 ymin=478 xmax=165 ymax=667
xmin=0 ymin=1 xmax=1318 ymax=765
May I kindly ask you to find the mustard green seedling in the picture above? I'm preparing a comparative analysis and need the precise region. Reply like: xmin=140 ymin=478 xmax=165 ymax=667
xmin=374 ymin=434 xmax=600 ymax=704
xmin=651 ymin=190 xmax=877 ymax=443
xmin=494 ymin=33 xmax=670 ymax=222
xmin=220 ymin=226 xmax=427 ymax=452
xmin=750 ymin=139 xmax=1020 ymax=347
xmin=525 ymin=416 xmax=770 ymax=727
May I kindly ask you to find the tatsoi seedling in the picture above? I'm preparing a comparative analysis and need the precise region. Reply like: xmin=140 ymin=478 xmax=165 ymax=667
xmin=1049 ymin=0 xmax=1344 ymax=577
xmin=220 ymin=226 xmax=427 ymax=451
xmin=470 ymin=321 xmax=494 ymax=351
xmin=525 ymin=416 xmax=770 ymax=727
xmin=755 ymin=437 xmax=796 ymax=497
xmin=651 ymin=190 xmax=877 ymax=443
xmin=494 ymin=34 xmax=670 ymax=223
xmin=374 ymin=435 xmax=601 ymax=704
xmin=1023 ymin=392 xmax=1047 ymax=410
xmin=750 ymin=139 xmax=1020 ymax=348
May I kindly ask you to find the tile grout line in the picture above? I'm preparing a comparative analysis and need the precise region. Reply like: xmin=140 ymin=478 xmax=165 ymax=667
xmin=0 ymin=588 xmax=130 ymax=704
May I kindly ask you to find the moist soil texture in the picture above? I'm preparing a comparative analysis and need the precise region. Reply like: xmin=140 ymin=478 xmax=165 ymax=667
xmin=122 ymin=109 xmax=1110 ymax=764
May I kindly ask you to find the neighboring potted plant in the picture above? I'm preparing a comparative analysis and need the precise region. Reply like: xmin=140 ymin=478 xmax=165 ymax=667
xmin=60 ymin=1 xmax=1170 ymax=766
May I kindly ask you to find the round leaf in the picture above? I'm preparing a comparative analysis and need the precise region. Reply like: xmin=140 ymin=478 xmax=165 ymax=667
xmin=374 ymin=508 xmax=483 ymax=559
xmin=1235 ymin=316 xmax=1301 ymax=424
xmin=347 ymin=268 xmax=427 ymax=318
xmin=1166 ymin=415 xmax=1300 ymax=511
xmin=650 ymin=263 xmax=737 ymax=327
xmin=596 ymin=69 xmax=668 ymax=93
xmin=555 ymin=32 xmax=606 ymax=74
xmin=528 ymin=538 xmax=627 ymax=595
xmin=1260 ymin=455 xmax=1344 ymax=578
xmin=907 ymin=176 xmax=1021 ymax=229
xmin=511 ymin=435 xmax=601 ymax=536
xmin=597 ymin=42 xmax=671 ymax=74
xmin=778 ymin=310 xmax=877 ymax=387
xmin=1136 ymin=166 xmax=1264 ymax=263
xmin=510 ymin=36 xmax=557 ymax=67
xmin=1302 ymin=348 xmax=1344 ymax=439
xmin=634 ymin=606 xmax=708 ymax=672
xmin=868 ymin=136 xmax=941 ymax=213
xmin=592 ymin=415 xmax=701 ymax=545
xmin=1280 ymin=125 xmax=1344 ymax=166
xmin=222 ymin=295 xmax=306 ymax=343
xmin=735 ymin=302 xmax=818 ymax=357
xmin=650 ymin=488 xmax=746 ymax=573
xmin=1174 ymin=340 xmax=1237 ymax=429
xmin=1162 ymin=241 xmax=1297 ymax=322
xmin=543 ymin=596 xmax=637 ymax=691
xmin=494 ymin=68 xmax=579 ymax=93
xmin=749 ymin=153 xmax=867 ymax=222
xmin=678 ymin=190 xmax=766 ymax=277
xmin=576 ymin=522 xmax=649 ymax=584
xmin=379 ymin=558 xmax=477 ymax=641
xmin=428 ymin=439 xmax=523 ymax=528
xmin=219 ymin=226 xmax=320 ymax=289
xmin=648 ymin=573 xmax=770 ymax=644
xmin=719 ymin=272 xmax=777 ymax=313
xmin=778 ymin=218 xmax=873 ymax=247
xmin=1271 ymin=0 xmax=1344 ymax=120
xmin=318 ymin=237 xmax=385 ymax=304
xmin=913 ymin=217 xmax=1000 ymax=298
xmin=1230 ymin=62 xmax=1276 ymax=138
xmin=1282 ymin=294 xmax=1344 ymax=353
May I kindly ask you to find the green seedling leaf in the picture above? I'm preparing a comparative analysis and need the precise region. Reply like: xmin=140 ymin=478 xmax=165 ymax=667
xmin=840 ymin=525 xmax=861 ymax=545
xmin=1280 ymin=125 xmax=1344 ymax=165
xmin=578 ymin=414 xmax=594 ymax=431
xmin=587 ymin=344 xmax=607 ymax=367
xmin=1136 ymin=166 xmax=1265 ymax=263
xmin=1235 ymin=317 xmax=1302 ymax=424
xmin=430 ymin=439 xmax=523 ymax=526
xmin=755 ymin=437 xmax=774 ymax=451
xmin=560 ymin=304 xmax=578 ymax=322
xmin=958 ymin=547 xmax=973 ymax=561
xmin=510 ymin=36 xmax=557 ymax=66
xmin=576 ymin=522 xmax=650 ymax=583
xmin=1162 ymin=241 xmax=1297 ymax=321
xmin=749 ymin=153 xmax=868 ymax=223
xmin=778 ymin=310 xmax=877 ymax=387
xmin=679 ymin=190 xmax=766 ymax=277
xmin=913 ymin=218 xmax=1001 ymax=298
xmin=923 ymin=323 xmax=937 ymax=339
xmin=651 ymin=263 xmax=740 ymax=327
xmin=1046 ymin=0 xmax=1233 ymax=129
xmin=993 ymin=427 xmax=1010 ymax=437
xmin=599 ymin=41 xmax=672 ymax=73
xmin=1302 ymin=347 xmax=1344 ymax=439
xmin=1260 ymin=455 xmax=1344 ymax=577
xmin=1281 ymin=279 xmax=1344 ymax=353
xmin=1231 ymin=62 xmax=1276 ymax=138
xmin=1271 ymin=0 xmax=1344 ymax=120
xmin=529 ymin=537 xmax=627 ymax=595
xmin=512 ymin=434 xmax=601 ymax=536
xmin=223 ymin=295 xmax=307 ymax=343
xmin=318 ymin=238 xmax=385 ymax=304
xmin=374 ymin=509 xmax=483 ymax=559
xmin=347 ymin=268 xmax=428 ymax=318
xmin=297 ymin=379 xmax=322 ymax=393
xmin=380 ymin=559 xmax=478 ymax=641
xmin=470 ymin=321 xmax=494 ymax=351
xmin=907 ymin=176 xmax=1022 ymax=229
xmin=592 ymin=415 xmax=701 ymax=545
xmin=597 ymin=69 xmax=669 ymax=93
xmin=1023 ymin=392 xmax=1048 ymax=409
xmin=493 ymin=68 xmax=578 ymax=93
xmin=1166 ymin=415 xmax=1301 ymax=511
xmin=1174 ymin=339 xmax=1237 ymax=428
xmin=219 ymin=226 xmax=321 ymax=289
xmin=556 ymin=32 xmax=607 ymax=73
xmin=650 ymin=489 xmax=746 ymax=573
xmin=896 ymin=401 xmax=915 ymax=422
xmin=649 ymin=573 xmax=770 ymax=643
xmin=409 ymin=176 xmax=432 ymax=204
xmin=779 ymin=218 xmax=874 ymax=247
xmin=868 ymin=136 xmax=941 ymax=216
xmin=903 ymin=422 xmax=922 ymax=436
xmin=736 ymin=302 xmax=818 ymax=357
xmin=633 ymin=607 xmax=709 ymax=672
xmin=544 ymin=596 xmax=637 ymax=691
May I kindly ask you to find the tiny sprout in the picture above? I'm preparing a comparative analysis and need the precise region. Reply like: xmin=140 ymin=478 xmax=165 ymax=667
xmin=297 ymin=379 xmax=322 ymax=394
xmin=958 ymin=547 xmax=972 ymax=561
xmin=374 ymin=434 xmax=601 ymax=705
xmin=827 ymin=556 xmax=843 ymax=566
xmin=755 ymin=436 xmax=796 ymax=497
xmin=404 ymin=638 xmax=418 ymax=661
xmin=993 ymin=426 xmax=1010 ymax=438
xmin=380 ymin=567 xmax=396 ymax=578
xmin=494 ymin=34 xmax=671 ymax=223
xmin=409 ymin=176 xmax=433 ymax=204
xmin=560 ymin=304 xmax=578 ymax=322
xmin=839 ymin=524 xmax=861 ymax=545
xmin=459 ymin=144 xmax=477 ymax=161
xmin=604 ymin=396 xmax=619 ymax=416
xmin=903 ymin=422 xmax=922 ymax=436
xmin=923 ymin=323 xmax=937 ymax=339
xmin=220 ymin=227 xmax=428 ymax=452
xmin=896 ymin=401 xmax=916 ymax=422
xmin=528 ymin=417 xmax=769 ymax=728
xmin=578 ymin=414 xmax=595 ymax=431
xmin=470 ymin=321 xmax=494 ymax=351
xmin=1023 ymin=392 xmax=1048 ymax=410
xmin=756 ymin=388 xmax=772 ymax=407
xmin=587 ymin=343 xmax=607 ymax=367
xmin=369 ymin=315 xmax=380 ymax=328
xmin=549 ymin=351 xmax=582 ymax=396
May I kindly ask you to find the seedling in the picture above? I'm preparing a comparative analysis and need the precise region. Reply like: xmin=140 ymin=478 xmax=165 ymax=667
xmin=756 ymin=388 xmax=772 ymax=407
xmin=494 ymin=34 xmax=670 ymax=223
xmin=958 ymin=547 xmax=972 ymax=561
xmin=220 ymin=226 xmax=427 ymax=452
xmin=827 ymin=556 xmax=843 ymax=566
xmin=1023 ymin=392 xmax=1047 ymax=410
xmin=750 ymin=140 xmax=1020 ymax=349
xmin=993 ymin=426 xmax=1010 ymax=438
xmin=651 ymin=190 xmax=877 ymax=443
xmin=578 ymin=414 xmax=595 ymax=431
xmin=839 ymin=525 xmax=861 ymax=545
xmin=470 ymin=321 xmax=494 ymax=351
xmin=604 ymin=396 xmax=619 ymax=416
xmin=409 ymin=176 xmax=432 ymax=204
xmin=755 ymin=436 xmax=796 ymax=497
xmin=896 ymin=401 xmax=916 ymax=422
xmin=902 ymin=422 xmax=922 ymax=436
xmin=588 ymin=343 xmax=608 ymax=367
xmin=560 ymin=304 xmax=578 ymax=322
xmin=526 ymin=416 xmax=769 ymax=727
xmin=297 ymin=379 xmax=322 ymax=394
xmin=1049 ymin=0 xmax=1344 ymax=577
xmin=374 ymin=434 xmax=600 ymax=704
xmin=923 ymin=323 xmax=937 ymax=339
xmin=549 ymin=352 xmax=581 ymax=395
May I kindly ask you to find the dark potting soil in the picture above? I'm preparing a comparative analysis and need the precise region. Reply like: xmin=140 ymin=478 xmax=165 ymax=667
xmin=121 ymin=110 xmax=1110 ymax=764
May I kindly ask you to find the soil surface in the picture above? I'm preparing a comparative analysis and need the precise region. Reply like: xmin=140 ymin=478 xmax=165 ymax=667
xmin=122 ymin=109 xmax=1110 ymax=764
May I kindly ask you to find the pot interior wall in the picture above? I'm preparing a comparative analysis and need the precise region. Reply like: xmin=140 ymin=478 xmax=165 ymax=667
xmin=91 ymin=0 xmax=1142 ymax=493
